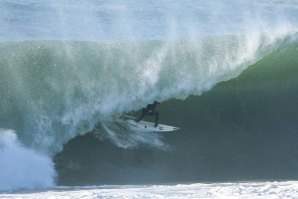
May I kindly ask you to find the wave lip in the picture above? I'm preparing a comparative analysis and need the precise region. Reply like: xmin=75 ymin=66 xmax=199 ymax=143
xmin=0 ymin=129 xmax=55 ymax=191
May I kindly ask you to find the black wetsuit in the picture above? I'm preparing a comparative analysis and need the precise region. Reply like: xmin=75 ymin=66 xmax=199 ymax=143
xmin=136 ymin=101 xmax=159 ymax=127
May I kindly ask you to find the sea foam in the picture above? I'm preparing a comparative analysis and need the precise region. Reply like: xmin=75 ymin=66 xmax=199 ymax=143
xmin=0 ymin=129 xmax=55 ymax=191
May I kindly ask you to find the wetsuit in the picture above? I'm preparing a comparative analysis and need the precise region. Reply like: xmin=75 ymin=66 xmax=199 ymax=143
xmin=136 ymin=101 xmax=159 ymax=127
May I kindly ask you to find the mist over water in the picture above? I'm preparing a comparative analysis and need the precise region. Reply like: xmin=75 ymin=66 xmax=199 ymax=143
xmin=1 ymin=0 xmax=297 ymax=41
xmin=0 ymin=0 xmax=298 ymax=190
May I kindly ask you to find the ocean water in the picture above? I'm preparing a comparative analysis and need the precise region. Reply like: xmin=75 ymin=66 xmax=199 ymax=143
xmin=1 ymin=0 xmax=298 ymax=197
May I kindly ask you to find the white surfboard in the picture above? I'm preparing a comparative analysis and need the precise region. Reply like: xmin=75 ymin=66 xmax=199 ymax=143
xmin=123 ymin=115 xmax=179 ymax=132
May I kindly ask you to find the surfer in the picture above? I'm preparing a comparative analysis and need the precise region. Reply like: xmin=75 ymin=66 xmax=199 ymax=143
xmin=136 ymin=101 xmax=160 ymax=127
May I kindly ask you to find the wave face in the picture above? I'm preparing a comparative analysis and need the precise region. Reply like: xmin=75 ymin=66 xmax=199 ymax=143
xmin=1 ymin=0 xmax=298 ymax=190
xmin=0 ymin=35 xmax=285 ymax=154
xmin=55 ymin=41 xmax=298 ymax=185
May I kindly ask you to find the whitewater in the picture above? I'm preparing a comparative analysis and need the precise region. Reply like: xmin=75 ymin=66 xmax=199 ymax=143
xmin=1 ymin=182 xmax=298 ymax=199
xmin=1 ymin=0 xmax=298 ymax=198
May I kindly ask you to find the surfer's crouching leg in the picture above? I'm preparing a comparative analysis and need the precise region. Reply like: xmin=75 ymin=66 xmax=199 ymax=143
xmin=154 ymin=111 xmax=159 ymax=127
xmin=136 ymin=112 xmax=146 ymax=123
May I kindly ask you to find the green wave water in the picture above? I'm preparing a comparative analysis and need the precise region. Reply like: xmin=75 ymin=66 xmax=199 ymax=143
xmin=55 ymin=40 xmax=298 ymax=185
xmin=0 ymin=34 xmax=277 ymax=153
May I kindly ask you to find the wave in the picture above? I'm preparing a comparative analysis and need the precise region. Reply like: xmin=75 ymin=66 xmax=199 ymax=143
xmin=55 ymin=39 xmax=298 ymax=185
xmin=0 ymin=30 xmax=297 ymax=189
xmin=0 ymin=30 xmax=296 ymax=152
xmin=1 ymin=0 xmax=298 ymax=191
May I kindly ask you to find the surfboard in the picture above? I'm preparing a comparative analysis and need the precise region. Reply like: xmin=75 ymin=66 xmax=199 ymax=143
xmin=123 ymin=115 xmax=179 ymax=132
